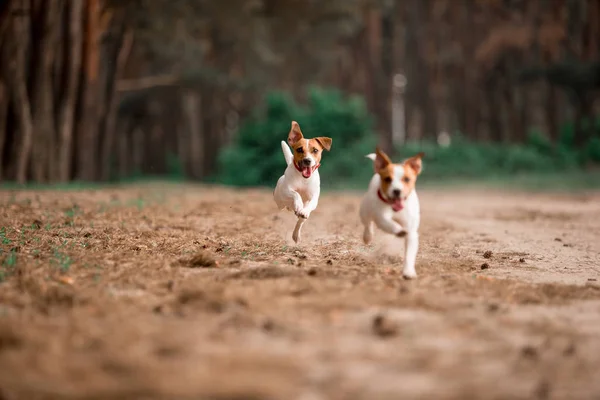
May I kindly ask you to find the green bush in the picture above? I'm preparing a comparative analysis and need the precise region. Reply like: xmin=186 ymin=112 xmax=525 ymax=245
xmin=216 ymin=88 xmax=600 ymax=188
xmin=585 ymin=135 xmax=600 ymax=163
xmin=217 ymin=87 xmax=376 ymax=187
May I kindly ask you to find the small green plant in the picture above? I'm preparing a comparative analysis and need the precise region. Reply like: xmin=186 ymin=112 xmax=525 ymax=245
xmin=51 ymin=241 xmax=73 ymax=273
xmin=18 ymin=229 xmax=26 ymax=245
xmin=129 ymin=197 xmax=145 ymax=211
xmin=0 ymin=248 xmax=18 ymax=282
xmin=64 ymin=204 xmax=81 ymax=219
xmin=0 ymin=228 xmax=10 ymax=245
xmin=3 ymin=250 xmax=17 ymax=268
xmin=52 ymin=251 xmax=72 ymax=273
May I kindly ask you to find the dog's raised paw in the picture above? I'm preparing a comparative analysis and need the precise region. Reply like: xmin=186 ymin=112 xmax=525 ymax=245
xmin=295 ymin=210 xmax=309 ymax=219
xmin=402 ymin=270 xmax=417 ymax=280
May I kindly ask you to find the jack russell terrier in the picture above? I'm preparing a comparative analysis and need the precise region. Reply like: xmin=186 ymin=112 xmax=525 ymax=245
xmin=359 ymin=148 xmax=424 ymax=279
xmin=273 ymin=121 xmax=332 ymax=243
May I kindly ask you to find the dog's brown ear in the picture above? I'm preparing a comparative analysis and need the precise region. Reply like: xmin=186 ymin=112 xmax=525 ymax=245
xmin=288 ymin=121 xmax=304 ymax=145
xmin=374 ymin=147 xmax=392 ymax=172
xmin=405 ymin=152 xmax=424 ymax=175
xmin=315 ymin=137 xmax=332 ymax=151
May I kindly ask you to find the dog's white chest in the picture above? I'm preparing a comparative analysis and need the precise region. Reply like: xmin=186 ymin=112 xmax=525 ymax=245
xmin=294 ymin=186 xmax=312 ymax=202
xmin=293 ymin=177 xmax=317 ymax=200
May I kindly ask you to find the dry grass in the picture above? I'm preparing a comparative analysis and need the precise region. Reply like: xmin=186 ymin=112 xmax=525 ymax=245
xmin=0 ymin=184 xmax=599 ymax=399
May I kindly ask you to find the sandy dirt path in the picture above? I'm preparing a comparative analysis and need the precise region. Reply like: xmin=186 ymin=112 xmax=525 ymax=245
xmin=0 ymin=184 xmax=599 ymax=400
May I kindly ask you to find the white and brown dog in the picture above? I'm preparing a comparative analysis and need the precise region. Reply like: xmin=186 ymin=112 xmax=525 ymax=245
xmin=359 ymin=148 xmax=424 ymax=279
xmin=274 ymin=121 xmax=332 ymax=243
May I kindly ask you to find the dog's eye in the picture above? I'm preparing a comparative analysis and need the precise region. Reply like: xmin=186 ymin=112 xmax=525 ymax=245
xmin=312 ymin=148 xmax=318 ymax=154
xmin=296 ymin=148 xmax=304 ymax=154
xmin=383 ymin=177 xmax=392 ymax=183
xmin=403 ymin=177 xmax=411 ymax=183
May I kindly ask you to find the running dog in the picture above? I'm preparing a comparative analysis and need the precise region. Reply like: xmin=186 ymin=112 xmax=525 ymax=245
xmin=359 ymin=148 xmax=424 ymax=279
xmin=273 ymin=121 xmax=332 ymax=243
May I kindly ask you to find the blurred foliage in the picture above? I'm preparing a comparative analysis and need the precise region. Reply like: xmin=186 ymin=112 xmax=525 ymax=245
xmin=216 ymin=87 xmax=375 ymax=187
xmin=213 ymin=88 xmax=600 ymax=189
xmin=396 ymin=125 xmax=600 ymax=184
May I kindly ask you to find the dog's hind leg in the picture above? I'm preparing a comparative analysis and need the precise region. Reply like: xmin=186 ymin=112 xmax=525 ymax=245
xmin=292 ymin=217 xmax=306 ymax=243
xmin=362 ymin=220 xmax=374 ymax=245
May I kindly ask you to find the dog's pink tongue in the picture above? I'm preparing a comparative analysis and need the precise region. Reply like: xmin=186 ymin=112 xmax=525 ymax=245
xmin=392 ymin=199 xmax=404 ymax=212
xmin=302 ymin=167 xmax=312 ymax=178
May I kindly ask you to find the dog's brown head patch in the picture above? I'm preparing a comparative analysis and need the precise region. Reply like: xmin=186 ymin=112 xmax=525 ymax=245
xmin=287 ymin=121 xmax=332 ymax=171
xmin=374 ymin=148 xmax=424 ymax=200
xmin=374 ymin=147 xmax=395 ymax=196
xmin=401 ymin=152 xmax=424 ymax=196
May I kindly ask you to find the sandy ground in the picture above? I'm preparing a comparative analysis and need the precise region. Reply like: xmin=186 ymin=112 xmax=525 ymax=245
xmin=0 ymin=183 xmax=599 ymax=400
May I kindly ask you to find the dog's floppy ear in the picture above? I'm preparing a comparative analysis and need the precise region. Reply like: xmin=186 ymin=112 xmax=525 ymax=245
xmin=405 ymin=152 xmax=425 ymax=175
xmin=315 ymin=137 xmax=332 ymax=151
xmin=288 ymin=121 xmax=304 ymax=146
xmin=374 ymin=147 xmax=392 ymax=172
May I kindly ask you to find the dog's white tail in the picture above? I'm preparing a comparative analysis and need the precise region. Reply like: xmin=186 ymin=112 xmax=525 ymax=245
xmin=281 ymin=141 xmax=293 ymax=166
xmin=365 ymin=153 xmax=376 ymax=161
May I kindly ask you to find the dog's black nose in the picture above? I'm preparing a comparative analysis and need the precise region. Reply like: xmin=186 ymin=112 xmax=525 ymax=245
xmin=392 ymin=189 xmax=401 ymax=198
xmin=301 ymin=158 xmax=312 ymax=167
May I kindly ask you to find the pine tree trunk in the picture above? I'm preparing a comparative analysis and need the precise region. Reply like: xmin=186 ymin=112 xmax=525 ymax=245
xmin=132 ymin=126 xmax=143 ymax=175
xmin=405 ymin=0 xmax=436 ymax=140
xmin=0 ymin=80 xmax=7 ymax=180
xmin=9 ymin=0 xmax=34 ymax=184
xmin=117 ymin=118 xmax=132 ymax=179
xmin=182 ymin=91 xmax=204 ymax=180
xmin=547 ymin=85 xmax=559 ymax=142
xmin=100 ymin=26 xmax=132 ymax=181
xmin=31 ymin=0 xmax=62 ymax=183
xmin=462 ymin=0 xmax=477 ymax=139
xmin=176 ymin=117 xmax=188 ymax=177
xmin=380 ymin=2 xmax=395 ymax=152
xmin=77 ymin=0 xmax=101 ymax=181
xmin=57 ymin=0 xmax=83 ymax=182
xmin=486 ymin=80 xmax=503 ymax=143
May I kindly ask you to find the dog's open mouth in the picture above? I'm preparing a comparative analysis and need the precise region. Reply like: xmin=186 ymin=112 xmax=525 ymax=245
xmin=301 ymin=166 xmax=312 ymax=178
xmin=376 ymin=189 xmax=405 ymax=211
xmin=391 ymin=198 xmax=404 ymax=212
xmin=294 ymin=161 xmax=320 ymax=179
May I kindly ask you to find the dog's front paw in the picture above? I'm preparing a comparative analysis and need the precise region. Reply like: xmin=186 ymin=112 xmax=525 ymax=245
xmin=402 ymin=268 xmax=417 ymax=280
xmin=295 ymin=209 xmax=310 ymax=219
xmin=292 ymin=230 xmax=300 ymax=243
xmin=363 ymin=230 xmax=373 ymax=245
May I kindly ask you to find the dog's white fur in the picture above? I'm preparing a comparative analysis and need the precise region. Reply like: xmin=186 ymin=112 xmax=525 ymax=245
xmin=359 ymin=153 xmax=421 ymax=279
xmin=274 ymin=141 xmax=321 ymax=243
